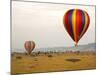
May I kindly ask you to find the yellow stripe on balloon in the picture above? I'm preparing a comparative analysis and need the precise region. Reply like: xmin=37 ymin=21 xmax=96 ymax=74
xmin=72 ymin=9 xmax=77 ymax=43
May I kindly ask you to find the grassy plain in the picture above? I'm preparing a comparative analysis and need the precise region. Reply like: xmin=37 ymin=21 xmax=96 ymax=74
xmin=11 ymin=52 xmax=96 ymax=75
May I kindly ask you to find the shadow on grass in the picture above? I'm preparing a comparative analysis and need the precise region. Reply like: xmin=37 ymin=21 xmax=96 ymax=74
xmin=65 ymin=58 xmax=81 ymax=63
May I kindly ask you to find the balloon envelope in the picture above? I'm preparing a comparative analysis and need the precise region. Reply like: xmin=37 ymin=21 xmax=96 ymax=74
xmin=63 ymin=9 xmax=90 ymax=46
xmin=24 ymin=41 xmax=35 ymax=55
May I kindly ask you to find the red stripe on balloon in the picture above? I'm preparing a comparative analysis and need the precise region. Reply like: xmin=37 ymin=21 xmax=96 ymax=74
xmin=76 ymin=9 xmax=83 ymax=42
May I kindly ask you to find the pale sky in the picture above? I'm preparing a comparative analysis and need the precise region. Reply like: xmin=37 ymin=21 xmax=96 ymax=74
xmin=12 ymin=1 xmax=95 ymax=50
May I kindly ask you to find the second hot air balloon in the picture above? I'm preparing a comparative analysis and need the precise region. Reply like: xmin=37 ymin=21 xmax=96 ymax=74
xmin=63 ymin=9 xmax=90 ymax=46
xmin=24 ymin=41 xmax=35 ymax=55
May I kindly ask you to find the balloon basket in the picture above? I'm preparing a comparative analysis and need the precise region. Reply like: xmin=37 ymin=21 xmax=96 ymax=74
xmin=75 ymin=43 xmax=78 ymax=47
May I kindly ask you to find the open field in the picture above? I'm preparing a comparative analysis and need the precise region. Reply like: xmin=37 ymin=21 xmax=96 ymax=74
xmin=11 ymin=51 xmax=96 ymax=75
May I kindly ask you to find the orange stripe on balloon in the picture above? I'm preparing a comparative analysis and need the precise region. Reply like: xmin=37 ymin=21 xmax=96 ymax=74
xmin=72 ymin=9 xmax=77 ymax=43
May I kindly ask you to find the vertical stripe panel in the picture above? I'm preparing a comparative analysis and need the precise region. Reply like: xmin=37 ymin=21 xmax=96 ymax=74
xmin=72 ymin=9 xmax=77 ymax=42
xmin=79 ymin=11 xmax=90 ymax=40
xmin=63 ymin=9 xmax=74 ymax=41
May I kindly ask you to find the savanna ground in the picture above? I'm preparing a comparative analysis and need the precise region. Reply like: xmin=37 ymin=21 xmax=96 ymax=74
xmin=11 ymin=51 xmax=96 ymax=75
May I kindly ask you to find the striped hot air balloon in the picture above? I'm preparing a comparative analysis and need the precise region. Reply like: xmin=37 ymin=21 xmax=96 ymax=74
xmin=24 ymin=41 xmax=35 ymax=55
xmin=63 ymin=9 xmax=90 ymax=46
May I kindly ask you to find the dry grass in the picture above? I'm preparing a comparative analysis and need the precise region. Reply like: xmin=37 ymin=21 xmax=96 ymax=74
xmin=11 ymin=52 xmax=96 ymax=75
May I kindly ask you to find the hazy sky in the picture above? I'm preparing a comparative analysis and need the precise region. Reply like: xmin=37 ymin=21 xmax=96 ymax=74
xmin=12 ymin=1 xmax=95 ymax=50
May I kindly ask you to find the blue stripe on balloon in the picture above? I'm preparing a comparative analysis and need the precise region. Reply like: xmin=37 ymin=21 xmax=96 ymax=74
xmin=81 ymin=10 xmax=85 ymax=32
xmin=68 ymin=9 xmax=74 ymax=40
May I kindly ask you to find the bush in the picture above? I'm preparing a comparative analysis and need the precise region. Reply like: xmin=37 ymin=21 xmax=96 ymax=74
xmin=48 ymin=55 xmax=53 ymax=57
xmin=34 ymin=59 xmax=38 ymax=61
xmin=16 ymin=56 xmax=22 ymax=59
